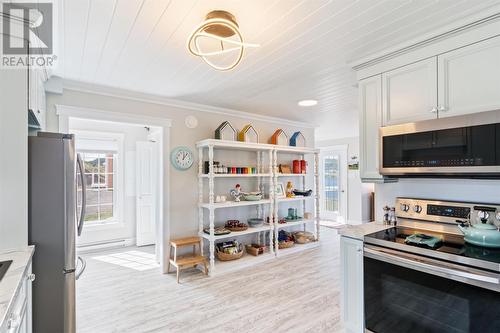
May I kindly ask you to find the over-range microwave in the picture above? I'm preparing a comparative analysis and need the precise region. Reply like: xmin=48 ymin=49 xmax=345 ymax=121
xmin=379 ymin=111 xmax=500 ymax=177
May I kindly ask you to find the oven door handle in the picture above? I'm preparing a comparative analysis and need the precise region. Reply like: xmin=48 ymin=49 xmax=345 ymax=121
xmin=364 ymin=246 xmax=500 ymax=285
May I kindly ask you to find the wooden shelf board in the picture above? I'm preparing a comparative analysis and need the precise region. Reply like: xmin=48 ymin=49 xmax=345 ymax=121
xmin=200 ymin=225 xmax=272 ymax=240
xmin=274 ymin=146 xmax=319 ymax=154
xmin=277 ymin=173 xmax=319 ymax=177
xmin=199 ymin=173 xmax=272 ymax=178
xmin=275 ymin=219 xmax=316 ymax=229
xmin=276 ymin=196 xmax=315 ymax=203
xmin=196 ymin=139 xmax=274 ymax=151
xmin=200 ymin=199 xmax=272 ymax=209
xmin=196 ymin=139 xmax=319 ymax=154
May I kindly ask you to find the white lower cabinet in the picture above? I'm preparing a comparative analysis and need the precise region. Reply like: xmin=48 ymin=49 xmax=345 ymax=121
xmin=359 ymin=75 xmax=383 ymax=182
xmin=1 ymin=264 xmax=33 ymax=333
xmin=437 ymin=36 xmax=500 ymax=118
xmin=340 ymin=236 xmax=364 ymax=333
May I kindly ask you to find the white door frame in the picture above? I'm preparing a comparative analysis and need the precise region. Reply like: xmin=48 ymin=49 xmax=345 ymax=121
xmin=56 ymin=104 xmax=172 ymax=273
xmin=319 ymin=145 xmax=348 ymax=222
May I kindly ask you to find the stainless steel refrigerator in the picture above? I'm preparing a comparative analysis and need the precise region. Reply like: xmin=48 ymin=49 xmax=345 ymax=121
xmin=28 ymin=132 xmax=87 ymax=333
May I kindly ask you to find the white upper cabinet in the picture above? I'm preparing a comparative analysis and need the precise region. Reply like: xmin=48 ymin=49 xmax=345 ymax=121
xmin=382 ymin=58 xmax=438 ymax=126
xmin=359 ymin=75 xmax=383 ymax=181
xmin=437 ymin=36 xmax=500 ymax=118
xmin=28 ymin=68 xmax=46 ymax=130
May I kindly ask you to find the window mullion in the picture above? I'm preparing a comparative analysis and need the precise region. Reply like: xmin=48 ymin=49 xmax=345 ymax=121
xmin=97 ymin=155 xmax=101 ymax=221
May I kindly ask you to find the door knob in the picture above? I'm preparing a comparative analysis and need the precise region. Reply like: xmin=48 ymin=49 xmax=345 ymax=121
xmin=438 ymin=105 xmax=447 ymax=112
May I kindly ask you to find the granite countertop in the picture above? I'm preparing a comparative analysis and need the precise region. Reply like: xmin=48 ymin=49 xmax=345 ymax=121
xmin=0 ymin=246 xmax=35 ymax=329
xmin=338 ymin=222 xmax=393 ymax=240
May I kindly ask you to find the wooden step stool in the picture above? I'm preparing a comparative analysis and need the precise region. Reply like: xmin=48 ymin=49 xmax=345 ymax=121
xmin=167 ymin=237 xmax=208 ymax=283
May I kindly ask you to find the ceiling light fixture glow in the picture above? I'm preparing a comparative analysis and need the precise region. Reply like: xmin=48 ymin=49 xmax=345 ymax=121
xmin=298 ymin=100 xmax=318 ymax=107
xmin=187 ymin=10 xmax=259 ymax=71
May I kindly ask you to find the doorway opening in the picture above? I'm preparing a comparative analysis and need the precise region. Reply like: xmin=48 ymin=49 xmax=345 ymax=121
xmin=56 ymin=105 xmax=171 ymax=273
xmin=69 ymin=118 xmax=162 ymax=258
xmin=319 ymin=145 xmax=348 ymax=226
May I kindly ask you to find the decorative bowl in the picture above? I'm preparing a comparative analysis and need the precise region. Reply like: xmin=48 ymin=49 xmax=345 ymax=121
xmin=203 ymin=227 xmax=231 ymax=235
xmin=243 ymin=194 xmax=263 ymax=201
xmin=293 ymin=189 xmax=312 ymax=197
xmin=247 ymin=218 xmax=264 ymax=227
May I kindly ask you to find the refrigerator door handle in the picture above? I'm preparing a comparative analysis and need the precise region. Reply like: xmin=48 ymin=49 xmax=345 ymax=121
xmin=76 ymin=256 xmax=86 ymax=280
xmin=76 ymin=154 xmax=86 ymax=236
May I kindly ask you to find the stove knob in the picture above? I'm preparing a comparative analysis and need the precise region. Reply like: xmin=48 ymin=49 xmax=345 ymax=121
xmin=400 ymin=203 xmax=410 ymax=212
xmin=478 ymin=210 xmax=490 ymax=221
xmin=496 ymin=212 xmax=500 ymax=222
xmin=413 ymin=205 xmax=423 ymax=213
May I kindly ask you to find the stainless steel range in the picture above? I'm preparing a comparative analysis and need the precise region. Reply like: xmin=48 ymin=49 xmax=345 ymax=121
xmin=363 ymin=198 xmax=500 ymax=333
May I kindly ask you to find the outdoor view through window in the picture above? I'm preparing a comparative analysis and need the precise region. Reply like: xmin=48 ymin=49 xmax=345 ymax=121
xmin=77 ymin=152 xmax=116 ymax=223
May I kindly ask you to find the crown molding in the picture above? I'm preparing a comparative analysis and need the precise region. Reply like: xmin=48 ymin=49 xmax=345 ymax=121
xmin=55 ymin=104 xmax=172 ymax=128
xmin=349 ymin=7 xmax=500 ymax=70
xmin=60 ymin=79 xmax=317 ymax=129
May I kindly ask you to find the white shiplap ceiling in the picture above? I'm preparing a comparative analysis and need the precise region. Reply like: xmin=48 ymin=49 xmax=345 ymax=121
xmin=55 ymin=0 xmax=500 ymax=125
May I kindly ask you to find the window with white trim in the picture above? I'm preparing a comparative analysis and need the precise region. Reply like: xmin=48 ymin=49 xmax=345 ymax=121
xmin=79 ymin=152 xmax=116 ymax=222
xmin=76 ymin=132 xmax=123 ymax=225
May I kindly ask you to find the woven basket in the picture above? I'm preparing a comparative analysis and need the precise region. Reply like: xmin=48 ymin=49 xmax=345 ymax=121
xmin=226 ymin=225 xmax=248 ymax=232
xmin=278 ymin=240 xmax=295 ymax=249
xmin=293 ymin=231 xmax=316 ymax=244
xmin=216 ymin=247 xmax=244 ymax=261
xmin=246 ymin=244 xmax=266 ymax=256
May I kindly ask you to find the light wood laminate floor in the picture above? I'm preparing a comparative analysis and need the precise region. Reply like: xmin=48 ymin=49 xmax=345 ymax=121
xmin=77 ymin=227 xmax=343 ymax=333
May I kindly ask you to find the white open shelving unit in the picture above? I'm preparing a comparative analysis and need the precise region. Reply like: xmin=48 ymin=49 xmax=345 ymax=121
xmin=196 ymin=139 xmax=320 ymax=275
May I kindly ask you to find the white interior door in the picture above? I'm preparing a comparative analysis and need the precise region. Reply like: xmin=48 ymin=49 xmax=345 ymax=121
xmin=320 ymin=146 xmax=348 ymax=222
xmin=136 ymin=141 xmax=157 ymax=246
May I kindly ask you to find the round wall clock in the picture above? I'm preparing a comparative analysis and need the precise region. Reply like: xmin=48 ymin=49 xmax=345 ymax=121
xmin=170 ymin=146 xmax=194 ymax=170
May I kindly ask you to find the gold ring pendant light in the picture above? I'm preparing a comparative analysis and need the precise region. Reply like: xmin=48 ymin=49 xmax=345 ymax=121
xmin=187 ymin=10 xmax=259 ymax=71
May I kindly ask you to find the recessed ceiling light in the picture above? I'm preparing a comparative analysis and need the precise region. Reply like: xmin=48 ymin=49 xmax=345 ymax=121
xmin=298 ymin=99 xmax=318 ymax=107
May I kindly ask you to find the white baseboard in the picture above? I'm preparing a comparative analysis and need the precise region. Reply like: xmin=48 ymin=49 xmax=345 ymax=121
xmin=77 ymin=238 xmax=136 ymax=254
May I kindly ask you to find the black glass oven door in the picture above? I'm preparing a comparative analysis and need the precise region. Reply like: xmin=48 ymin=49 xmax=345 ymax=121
xmin=364 ymin=249 xmax=500 ymax=333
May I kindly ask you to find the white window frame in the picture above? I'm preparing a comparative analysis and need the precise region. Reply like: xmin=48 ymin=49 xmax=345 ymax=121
xmin=73 ymin=130 xmax=125 ymax=229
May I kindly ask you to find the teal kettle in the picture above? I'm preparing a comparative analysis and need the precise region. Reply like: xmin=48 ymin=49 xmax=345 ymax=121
xmin=457 ymin=221 xmax=500 ymax=248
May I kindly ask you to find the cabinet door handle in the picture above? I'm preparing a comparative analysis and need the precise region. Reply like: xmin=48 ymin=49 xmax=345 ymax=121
xmin=27 ymin=273 xmax=36 ymax=282
xmin=438 ymin=105 xmax=447 ymax=112
xmin=7 ymin=315 xmax=20 ymax=330
xmin=430 ymin=107 xmax=438 ymax=113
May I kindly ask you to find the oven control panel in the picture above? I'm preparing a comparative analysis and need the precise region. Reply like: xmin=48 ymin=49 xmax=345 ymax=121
xmin=395 ymin=198 xmax=500 ymax=226
xmin=426 ymin=205 xmax=470 ymax=219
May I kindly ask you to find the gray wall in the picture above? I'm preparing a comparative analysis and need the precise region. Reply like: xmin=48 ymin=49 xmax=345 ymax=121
xmin=45 ymin=89 xmax=315 ymax=241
